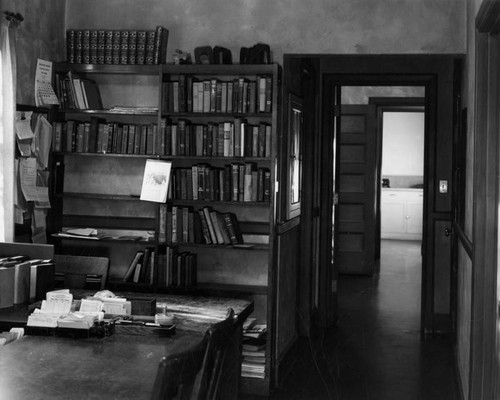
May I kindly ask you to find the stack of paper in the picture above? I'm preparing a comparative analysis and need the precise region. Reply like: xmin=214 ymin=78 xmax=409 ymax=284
xmin=27 ymin=289 xmax=73 ymax=328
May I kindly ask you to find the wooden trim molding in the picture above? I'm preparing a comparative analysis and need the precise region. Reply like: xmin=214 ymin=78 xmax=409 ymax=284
xmin=477 ymin=0 xmax=500 ymax=33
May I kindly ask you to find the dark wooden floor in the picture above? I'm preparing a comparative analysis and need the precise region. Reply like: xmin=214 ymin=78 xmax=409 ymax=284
xmin=249 ymin=239 xmax=461 ymax=400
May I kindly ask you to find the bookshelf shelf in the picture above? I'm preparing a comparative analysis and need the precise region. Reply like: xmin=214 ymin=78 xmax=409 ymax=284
xmin=162 ymin=112 xmax=273 ymax=118
xmin=56 ymin=108 xmax=159 ymax=116
xmin=59 ymin=192 xmax=142 ymax=201
xmin=171 ymin=199 xmax=270 ymax=207
xmin=55 ymin=62 xmax=160 ymax=75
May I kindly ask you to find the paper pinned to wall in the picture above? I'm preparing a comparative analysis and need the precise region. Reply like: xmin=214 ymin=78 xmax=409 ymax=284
xmin=19 ymin=157 xmax=38 ymax=202
xmin=35 ymin=59 xmax=59 ymax=107
xmin=15 ymin=111 xmax=34 ymax=140
xmin=33 ymin=114 xmax=52 ymax=169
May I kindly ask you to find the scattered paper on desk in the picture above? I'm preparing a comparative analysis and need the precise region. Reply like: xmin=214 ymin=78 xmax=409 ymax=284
xmin=35 ymin=59 xmax=59 ymax=107
xmin=79 ymin=299 xmax=104 ymax=313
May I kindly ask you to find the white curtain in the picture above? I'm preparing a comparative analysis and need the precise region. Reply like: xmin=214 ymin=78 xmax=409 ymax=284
xmin=0 ymin=16 xmax=17 ymax=242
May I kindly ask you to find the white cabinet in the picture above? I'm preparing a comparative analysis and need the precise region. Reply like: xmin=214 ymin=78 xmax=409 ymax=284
xmin=381 ymin=189 xmax=423 ymax=240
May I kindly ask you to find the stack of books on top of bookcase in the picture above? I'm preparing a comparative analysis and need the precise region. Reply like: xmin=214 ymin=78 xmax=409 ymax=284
xmin=66 ymin=26 xmax=169 ymax=65
xmin=241 ymin=318 xmax=267 ymax=379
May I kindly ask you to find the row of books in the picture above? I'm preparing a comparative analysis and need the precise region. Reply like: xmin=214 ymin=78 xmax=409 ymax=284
xmin=171 ymin=163 xmax=271 ymax=203
xmin=168 ymin=120 xmax=272 ymax=158
xmin=162 ymin=75 xmax=272 ymax=114
xmin=52 ymin=118 xmax=159 ymax=155
xmin=66 ymin=26 xmax=169 ymax=65
xmin=122 ymin=246 xmax=197 ymax=288
xmin=52 ymin=118 xmax=272 ymax=159
xmin=157 ymin=247 xmax=197 ymax=288
xmin=158 ymin=205 xmax=244 ymax=246
xmin=122 ymin=247 xmax=156 ymax=284
xmin=0 ymin=255 xmax=55 ymax=307
xmin=241 ymin=318 xmax=267 ymax=379
xmin=55 ymin=71 xmax=104 ymax=110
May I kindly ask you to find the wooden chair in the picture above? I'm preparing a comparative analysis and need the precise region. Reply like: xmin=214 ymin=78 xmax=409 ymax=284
xmin=53 ymin=254 xmax=109 ymax=290
xmin=192 ymin=308 xmax=238 ymax=400
xmin=151 ymin=335 xmax=209 ymax=400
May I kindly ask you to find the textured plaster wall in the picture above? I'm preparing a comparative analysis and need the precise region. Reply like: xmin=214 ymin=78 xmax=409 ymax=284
xmin=3 ymin=0 xmax=66 ymax=106
xmin=65 ymin=0 xmax=466 ymax=64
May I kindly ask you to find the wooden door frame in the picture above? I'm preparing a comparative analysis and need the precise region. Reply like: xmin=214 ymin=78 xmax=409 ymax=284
xmin=310 ymin=55 xmax=461 ymax=332
xmin=369 ymin=97 xmax=425 ymax=260
xmin=470 ymin=1 xmax=500 ymax=398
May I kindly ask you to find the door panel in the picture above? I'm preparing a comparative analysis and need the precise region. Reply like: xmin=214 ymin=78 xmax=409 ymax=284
xmin=337 ymin=105 xmax=377 ymax=275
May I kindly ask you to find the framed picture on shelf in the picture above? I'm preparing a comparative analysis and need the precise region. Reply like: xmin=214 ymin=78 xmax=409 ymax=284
xmin=140 ymin=159 xmax=172 ymax=203
xmin=286 ymin=94 xmax=303 ymax=220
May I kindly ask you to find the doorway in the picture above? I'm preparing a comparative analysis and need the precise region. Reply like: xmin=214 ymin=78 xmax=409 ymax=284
xmin=282 ymin=54 xmax=460 ymax=337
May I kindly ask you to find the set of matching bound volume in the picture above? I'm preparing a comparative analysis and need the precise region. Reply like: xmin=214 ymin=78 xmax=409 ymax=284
xmin=66 ymin=26 xmax=169 ymax=65
xmin=157 ymin=247 xmax=197 ymax=288
xmin=162 ymin=75 xmax=272 ymax=114
xmin=158 ymin=204 xmax=243 ymax=246
xmin=171 ymin=163 xmax=271 ymax=203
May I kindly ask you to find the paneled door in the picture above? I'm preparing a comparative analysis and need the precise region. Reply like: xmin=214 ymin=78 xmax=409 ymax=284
xmin=337 ymin=105 xmax=377 ymax=275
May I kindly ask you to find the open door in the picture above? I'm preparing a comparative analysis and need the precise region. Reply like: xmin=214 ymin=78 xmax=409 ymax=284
xmin=336 ymin=104 xmax=378 ymax=275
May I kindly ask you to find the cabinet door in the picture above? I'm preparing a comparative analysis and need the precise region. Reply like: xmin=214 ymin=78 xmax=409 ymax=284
xmin=381 ymin=201 xmax=406 ymax=236
xmin=406 ymin=201 xmax=423 ymax=235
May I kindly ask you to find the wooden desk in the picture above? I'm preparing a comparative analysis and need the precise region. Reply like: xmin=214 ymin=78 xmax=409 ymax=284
xmin=0 ymin=293 xmax=253 ymax=400
xmin=0 ymin=332 xmax=201 ymax=400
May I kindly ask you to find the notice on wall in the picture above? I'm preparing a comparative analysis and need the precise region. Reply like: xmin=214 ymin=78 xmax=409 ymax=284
xmin=35 ymin=59 xmax=59 ymax=107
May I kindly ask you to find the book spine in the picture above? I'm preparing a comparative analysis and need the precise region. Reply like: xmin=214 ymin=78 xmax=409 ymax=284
xmin=136 ymin=31 xmax=146 ymax=64
xmin=82 ymin=30 xmax=91 ymax=64
xmin=89 ymin=30 xmax=98 ymax=64
xmin=112 ymin=30 xmax=121 ymax=64
xmin=120 ymin=30 xmax=129 ymax=65
xmin=97 ymin=30 xmax=106 ymax=64
xmin=75 ymin=30 xmax=83 ymax=64
xmin=104 ymin=30 xmax=113 ymax=64
xmin=128 ymin=30 xmax=137 ymax=65
xmin=145 ymin=30 xmax=156 ymax=65
xmin=66 ymin=29 xmax=75 ymax=63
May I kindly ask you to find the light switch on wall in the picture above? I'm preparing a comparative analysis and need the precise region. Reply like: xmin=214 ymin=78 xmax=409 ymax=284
xmin=439 ymin=180 xmax=448 ymax=193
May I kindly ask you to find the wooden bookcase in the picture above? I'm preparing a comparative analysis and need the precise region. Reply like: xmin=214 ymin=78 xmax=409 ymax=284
xmin=49 ymin=62 xmax=281 ymax=396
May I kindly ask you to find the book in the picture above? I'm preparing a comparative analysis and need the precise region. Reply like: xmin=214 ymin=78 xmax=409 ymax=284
xmin=140 ymin=159 xmax=172 ymax=203
xmin=153 ymin=26 xmax=169 ymax=65
xmin=0 ymin=267 xmax=15 ymax=308
xmin=123 ymin=251 xmax=144 ymax=282
xmin=223 ymin=212 xmax=244 ymax=245
xmin=29 ymin=262 xmax=55 ymax=302
xmin=80 ymin=79 xmax=103 ymax=110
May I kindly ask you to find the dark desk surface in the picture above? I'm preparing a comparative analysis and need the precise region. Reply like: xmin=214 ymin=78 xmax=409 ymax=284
xmin=0 ymin=332 xmax=201 ymax=400
xmin=0 ymin=292 xmax=254 ymax=400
